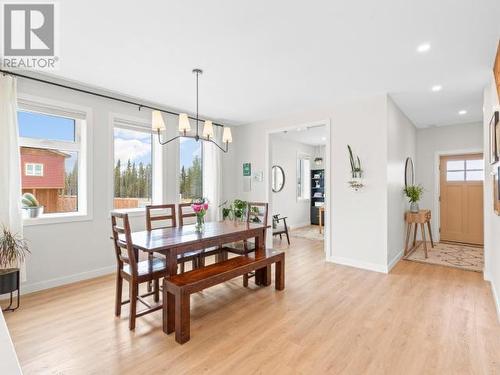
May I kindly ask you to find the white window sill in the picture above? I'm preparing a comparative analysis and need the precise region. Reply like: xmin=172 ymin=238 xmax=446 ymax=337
xmin=23 ymin=212 xmax=92 ymax=226
xmin=110 ymin=208 xmax=146 ymax=217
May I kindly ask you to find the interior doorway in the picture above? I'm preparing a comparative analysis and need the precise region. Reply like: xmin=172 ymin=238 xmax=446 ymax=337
xmin=439 ymin=153 xmax=484 ymax=245
xmin=266 ymin=121 xmax=330 ymax=259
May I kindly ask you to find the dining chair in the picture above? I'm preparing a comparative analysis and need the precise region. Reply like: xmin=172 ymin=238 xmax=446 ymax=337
xmin=272 ymin=214 xmax=290 ymax=245
xmin=146 ymin=204 xmax=198 ymax=274
xmin=111 ymin=212 xmax=166 ymax=330
xmin=178 ymin=203 xmax=218 ymax=267
xmin=225 ymin=202 xmax=268 ymax=286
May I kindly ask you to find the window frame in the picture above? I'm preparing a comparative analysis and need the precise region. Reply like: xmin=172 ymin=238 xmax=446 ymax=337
xmin=25 ymin=162 xmax=44 ymax=177
xmin=18 ymin=95 xmax=93 ymax=226
xmin=445 ymin=158 xmax=485 ymax=182
xmin=110 ymin=114 xmax=158 ymax=216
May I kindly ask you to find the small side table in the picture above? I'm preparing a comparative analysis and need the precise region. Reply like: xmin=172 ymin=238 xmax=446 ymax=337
xmin=319 ymin=207 xmax=325 ymax=234
xmin=404 ymin=209 xmax=434 ymax=258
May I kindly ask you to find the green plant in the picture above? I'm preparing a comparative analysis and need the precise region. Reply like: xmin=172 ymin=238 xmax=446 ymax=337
xmin=220 ymin=199 xmax=248 ymax=221
xmin=21 ymin=193 xmax=40 ymax=208
xmin=0 ymin=227 xmax=30 ymax=270
xmin=347 ymin=145 xmax=362 ymax=174
xmin=404 ymin=185 xmax=424 ymax=203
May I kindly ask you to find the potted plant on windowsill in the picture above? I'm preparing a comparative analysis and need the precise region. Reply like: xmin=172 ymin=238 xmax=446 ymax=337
xmin=0 ymin=227 xmax=30 ymax=311
xmin=404 ymin=184 xmax=424 ymax=213
xmin=21 ymin=193 xmax=44 ymax=218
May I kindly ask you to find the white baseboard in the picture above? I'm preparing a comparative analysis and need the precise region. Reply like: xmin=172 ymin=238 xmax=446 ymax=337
xmin=387 ymin=250 xmax=404 ymax=272
xmin=289 ymin=221 xmax=310 ymax=230
xmin=489 ymin=280 xmax=500 ymax=323
xmin=329 ymin=255 xmax=388 ymax=274
xmin=19 ymin=265 xmax=115 ymax=296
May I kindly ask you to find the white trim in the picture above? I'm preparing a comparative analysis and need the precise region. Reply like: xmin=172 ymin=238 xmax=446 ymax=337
xmin=265 ymin=119 xmax=332 ymax=261
xmin=488 ymin=279 xmax=500 ymax=323
xmin=387 ymin=250 xmax=404 ymax=272
xmin=329 ymin=255 xmax=388 ymax=273
xmin=18 ymin=265 xmax=115 ymax=296
xmin=289 ymin=221 xmax=311 ymax=230
xmin=24 ymin=162 xmax=44 ymax=176
xmin=17 ymin=94 xmax=93 ymax=226
xmin=433 ymin=148 xmax=484 ymax=242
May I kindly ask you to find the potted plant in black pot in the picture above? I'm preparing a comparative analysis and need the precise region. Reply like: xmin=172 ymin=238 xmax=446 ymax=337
xmin=0 ymin=226 xmax=29 ymax=311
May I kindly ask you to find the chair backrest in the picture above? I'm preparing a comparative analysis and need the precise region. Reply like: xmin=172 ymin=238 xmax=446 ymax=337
xmin=246 ymin=202 xmax=269 ymax=227
xmin=146 ymin=204 xmax=177 ymax=230
xmin=178 ymin=203 xmax=197 ymax=226
xmin=111 ymin=212 xmax=138 ymax=276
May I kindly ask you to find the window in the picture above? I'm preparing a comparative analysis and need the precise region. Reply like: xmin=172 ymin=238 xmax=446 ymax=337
xmin=179 ymin=138 xmax=202 ymax=203
xmin=446 ymin=158 xmax=484 ymax=182
xmin=25 ymin=163 xmax=44 ymax=176
xmin=18 ymin=106 xmax=87 ymax=217
xmin=113 ymin=125 xmax=153 ymax=209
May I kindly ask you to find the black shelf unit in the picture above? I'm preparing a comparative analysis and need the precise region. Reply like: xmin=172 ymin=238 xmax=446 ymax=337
xmin=310 ymin=169 xmax=324 ymax=225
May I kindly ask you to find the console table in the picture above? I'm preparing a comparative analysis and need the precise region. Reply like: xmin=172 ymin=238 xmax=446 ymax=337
xmin=404 ymin=209 xmax=434 ymax=258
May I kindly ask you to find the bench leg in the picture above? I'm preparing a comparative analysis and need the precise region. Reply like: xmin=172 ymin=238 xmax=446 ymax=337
xmin=275 ymin=258 xmax=285 ymax=290
xmin=175 ymin=291 xmax=190 ymax=344
xmin=163 ymin=288 xmax=175 ymax=335
xmin=243 ymin=274 xmax=249 ymax=287
xmin=255 ymin=266 xmax=271 ymax=286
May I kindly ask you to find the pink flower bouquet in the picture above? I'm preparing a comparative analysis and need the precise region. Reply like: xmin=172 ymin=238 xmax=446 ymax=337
xmin=191 ymin=198 xmax=209 ymax=232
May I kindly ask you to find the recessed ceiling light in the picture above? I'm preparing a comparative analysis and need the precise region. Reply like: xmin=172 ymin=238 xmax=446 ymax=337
xmin=417 ymin=43 xmax=431 ymax=53
xmin=431 ymin=85 xmax=442 ymax=92
xmin=321 ymin=137 xmax=326 ymax=141
xmin=458 ymin=110 xmax=467 ymax=115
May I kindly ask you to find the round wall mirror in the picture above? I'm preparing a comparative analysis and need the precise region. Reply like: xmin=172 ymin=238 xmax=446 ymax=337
xmin=405 ymin=157 xmax=414 ymax=187
xmin=272 ymin=165 xmax=285 ymax=192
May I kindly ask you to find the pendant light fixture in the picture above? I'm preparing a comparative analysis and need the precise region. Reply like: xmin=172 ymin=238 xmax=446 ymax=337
xmin=152 ymin=68 xmax=232 ymax=152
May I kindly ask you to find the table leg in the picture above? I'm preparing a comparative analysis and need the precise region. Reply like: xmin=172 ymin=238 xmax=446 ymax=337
xmin=420 ymin=223 xmax=428 ymax=258
xmin=427 ymin=221 xmax=434 ymax=248
xmin=404 ymin=223 xmax=411 ymax=256
xmin=412 ymin=223 xmax=418 ymax=248
xmin=254 ymin=230 xmax=271 ymax=286
xmin=163 ymin=251 xmax=177 ymax=335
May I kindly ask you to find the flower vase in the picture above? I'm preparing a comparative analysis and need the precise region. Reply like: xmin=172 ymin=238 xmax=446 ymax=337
xmin=410 ymin=202 xmax=419 ymax=213
xmin=195 ymin=215 xmax=205 ymax=233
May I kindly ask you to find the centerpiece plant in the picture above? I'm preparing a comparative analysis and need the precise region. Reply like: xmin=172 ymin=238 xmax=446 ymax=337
xmin=191 ymin=198 xmax=209 ymax=232
xmin=404 ymin=184 xmax=424 ymax=213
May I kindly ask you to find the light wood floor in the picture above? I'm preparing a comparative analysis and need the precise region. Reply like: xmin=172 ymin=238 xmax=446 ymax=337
xmin=4 ymin=238 xmax=500 ymax=374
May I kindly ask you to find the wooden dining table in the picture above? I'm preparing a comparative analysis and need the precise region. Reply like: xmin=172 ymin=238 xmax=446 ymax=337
xmin=128 ymin=219 xmax=271 ymax=296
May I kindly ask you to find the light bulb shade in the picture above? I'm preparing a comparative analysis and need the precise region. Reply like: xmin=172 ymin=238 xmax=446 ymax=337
xmin=151 ymin=110 xmax=166 ymax=131
xmin=178 ymin=113 xmax=191 ymax=132
xmin=222 ymin=127 xmax=232 ymax=143
xmin=203 ymin=120 xmax=214 ymax=138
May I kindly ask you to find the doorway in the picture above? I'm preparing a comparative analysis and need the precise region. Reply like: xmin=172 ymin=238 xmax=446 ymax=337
xmin=266 ymin=121 xmax=331 ymax=259
xmin=439 ymin=153 xmax=484 ymax=245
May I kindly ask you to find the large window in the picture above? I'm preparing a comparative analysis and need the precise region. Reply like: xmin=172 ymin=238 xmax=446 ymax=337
xmin=18 ymin=108 xmax=85 ymax=216
xmin=179 ymin=138 xmax=202 ymax=202
xmin=113 ymin=125 xmax=153 ymax=209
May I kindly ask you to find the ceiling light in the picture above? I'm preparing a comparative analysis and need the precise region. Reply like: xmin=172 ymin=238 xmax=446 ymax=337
xmin=431 ymin=85 xmax=442 ymax=92
xmin=458 ymin=110 xmax=467 ymax=115
xmin=417 ymin=43 xmax=431 ymax=53
xmin=321 ymin=137 xmax=326 ymax=141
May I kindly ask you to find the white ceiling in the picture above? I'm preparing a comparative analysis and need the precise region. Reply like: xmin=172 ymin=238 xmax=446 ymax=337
xmin=44 ymin=0 xmax=499 ymax=127
xmin=271 ymin=125 xmax=327 ymax=146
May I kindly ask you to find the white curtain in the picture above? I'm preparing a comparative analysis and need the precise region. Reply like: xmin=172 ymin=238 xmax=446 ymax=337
xmin=203 ymin=126 xmax=222 ymax=221
xmin=0 ymin=75 xmax=24 ymax=277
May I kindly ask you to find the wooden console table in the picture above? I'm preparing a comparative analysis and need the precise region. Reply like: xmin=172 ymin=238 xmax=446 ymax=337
xmin=404 ymin=209 xmax=434 ymax=258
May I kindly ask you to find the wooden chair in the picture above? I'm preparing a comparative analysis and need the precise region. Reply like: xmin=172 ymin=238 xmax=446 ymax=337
xmin=224 ymin=202 xmax=268 ymax=286
xmin=272 ymin=214 xmax=290 ymax=245
xmin=111 ymin=212 xmax=166 ymax=330
xmin=146 ymin=204 xmax=199 ymax=273
xmin=178 ymin=203 xmax=207 ymax=268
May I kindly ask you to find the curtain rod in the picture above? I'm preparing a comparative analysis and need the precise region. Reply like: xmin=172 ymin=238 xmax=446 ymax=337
xmin=0 ymin=69 xmax=224 ymax=128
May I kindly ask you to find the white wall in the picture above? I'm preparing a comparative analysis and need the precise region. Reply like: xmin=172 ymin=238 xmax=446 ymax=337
xmin=15 ymin=78 xmax=186 ymax=293
xmin=387 ymin=97 xmax=417 ymax=267
xmin=270 ymin=136 xmax=315 ymax=228
xmin=223 ymin=94 xmax=392 ymax=272
xmin=483 ymin=73 xmax=500 ymax=321
xmin=416 ymin=122 xmax=483 ymax=240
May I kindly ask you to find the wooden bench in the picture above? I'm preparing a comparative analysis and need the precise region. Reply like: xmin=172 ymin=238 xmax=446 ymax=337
xmin=163 ymin=249 xmax=285 ymax=344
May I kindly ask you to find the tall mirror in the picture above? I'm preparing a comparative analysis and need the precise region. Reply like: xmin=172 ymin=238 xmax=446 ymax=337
xmin=405 ymin=157 xmax=415 ymax=187
xmin=297 ymin=154 xmax=311 ymax=200
xmin=272 ymin=165 xmax=285 ymax=192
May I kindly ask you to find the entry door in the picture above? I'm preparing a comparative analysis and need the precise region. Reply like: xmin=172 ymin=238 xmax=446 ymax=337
xmin=439 ymin=154 xmax=484 ymax=245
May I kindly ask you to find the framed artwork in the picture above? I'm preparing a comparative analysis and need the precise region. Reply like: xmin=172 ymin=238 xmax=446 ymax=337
xmin=490 ymin=111 xmax=499 ymax=164
xmin=494 ymin=166 xmax=500 ymax=216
